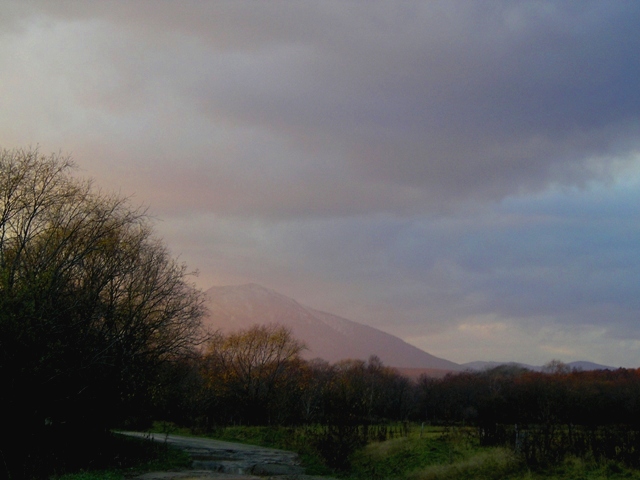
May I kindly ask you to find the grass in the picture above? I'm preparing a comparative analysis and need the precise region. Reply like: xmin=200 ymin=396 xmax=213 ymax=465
xmin=348 ymin=436 xmax=452 ymax=479
xmin=517 ymin=456 xmax=640 ymax=480
xmin=143 ymin=422 xmax=640 ymax=480
xmin=149 ymin=422 xmax=514 ymax=478
xmin=403 ymin=447 xmax=521 ymax=480
xmin=345 ymin=426 xmax=640 ymax=480
xmin=346 ymin=427 xmax=501 ymax=480
xmin=50 ymin=432 xmax=191 ymax=480
xmin=53 ymin=473 xmax=124 ymax=480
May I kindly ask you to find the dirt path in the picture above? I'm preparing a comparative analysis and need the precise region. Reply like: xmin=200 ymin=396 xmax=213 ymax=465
xmin=119 ymin=432 xmax=335 ymax=480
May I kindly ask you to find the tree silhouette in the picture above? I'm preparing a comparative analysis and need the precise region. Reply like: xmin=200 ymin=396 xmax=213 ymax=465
xmin=0 ymin=147 xmax=206 ymax=476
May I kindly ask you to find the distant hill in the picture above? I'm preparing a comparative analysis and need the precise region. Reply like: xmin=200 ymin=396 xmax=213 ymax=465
xmin=462 ymin=360 xmax=616 ymax=372
xmin=462 ymin=361 xmax=539 ymax=371
xmin=567 ymin=361 xmax=616 ymax=371
xmin=202 ymin=283 xmax=462 ymax=371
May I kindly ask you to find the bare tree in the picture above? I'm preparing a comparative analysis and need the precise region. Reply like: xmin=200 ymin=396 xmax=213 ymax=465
xmin=203 ymin=324 xmax=306 ymax=423
xmin=0 ymin=147 xmax=206 ymax=440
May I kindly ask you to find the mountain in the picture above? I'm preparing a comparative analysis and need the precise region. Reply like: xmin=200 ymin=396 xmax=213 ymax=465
xmin=202 ymin=283 xmax=461 ymax=371
xmin=462 ymin=360 xmax=616 ymax=372
xmin=567 ymin=361 xmax=616 ymax=371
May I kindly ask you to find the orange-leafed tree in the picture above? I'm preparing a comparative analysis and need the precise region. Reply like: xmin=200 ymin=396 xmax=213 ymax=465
xmin=203 ymin=324 xmax=306 ymax=424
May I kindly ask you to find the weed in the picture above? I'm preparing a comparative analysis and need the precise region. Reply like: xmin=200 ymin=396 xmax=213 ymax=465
xmin=48 ymin=433 xmax=190 ymax=480
xmin=406 ymin=448 xmax=521 ymax=480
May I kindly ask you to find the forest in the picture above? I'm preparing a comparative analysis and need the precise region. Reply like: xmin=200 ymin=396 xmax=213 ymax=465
xmin=152 ymin=326 xmax=640 ymax=471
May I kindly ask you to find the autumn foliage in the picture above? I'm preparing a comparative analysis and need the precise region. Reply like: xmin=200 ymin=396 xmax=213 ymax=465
xmin=155 ymin=341 xmax=640 ymax=468
xmin=202 ymin=324 xmax=307 ymax=424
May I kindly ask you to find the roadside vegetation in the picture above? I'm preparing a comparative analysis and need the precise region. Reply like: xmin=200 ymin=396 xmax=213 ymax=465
xmin=45 ymin=433 xmax=190 ymax=480
xmin=146 ymin=423 xmax=640 ymax=479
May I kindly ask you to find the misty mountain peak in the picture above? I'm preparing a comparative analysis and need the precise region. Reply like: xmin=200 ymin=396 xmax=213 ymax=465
xmin=202 ymin=284 xmax=461 ymax=371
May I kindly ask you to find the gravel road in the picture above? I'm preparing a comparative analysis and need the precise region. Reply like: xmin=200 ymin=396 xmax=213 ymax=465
xmin=119 ymin=431 xmax=336 ymax=480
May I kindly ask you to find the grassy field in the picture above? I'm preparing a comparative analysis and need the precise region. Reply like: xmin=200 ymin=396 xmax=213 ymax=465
xmin=345 ymin=426 xmax=640 ymax=480
xmin=197 ymin=423 xmax=640 ymax=480
xmin=53 ymin=423 xmax=640 ymax=480
xmin=149 ymin=424 xmax=640 ymax=480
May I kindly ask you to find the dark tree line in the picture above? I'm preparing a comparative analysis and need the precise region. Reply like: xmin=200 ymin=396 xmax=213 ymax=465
xmin=0 ymin=148 xmax=206 ymax=478
xmin=152 ymin=324 xmax=415 ymax=429
xmin=415 ymin=364 xmax=640 ymax=428
xmin=153 ymin=328 xmax=640 ymax=436
xmin=154 ymin=339 xmax=640 ymax=467
xmin=415 ymin=364 xmax=640 ymax=466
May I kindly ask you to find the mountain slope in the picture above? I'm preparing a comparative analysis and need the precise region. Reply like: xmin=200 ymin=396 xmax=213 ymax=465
xmin=202 ymin=283 xmax=461 ymax=371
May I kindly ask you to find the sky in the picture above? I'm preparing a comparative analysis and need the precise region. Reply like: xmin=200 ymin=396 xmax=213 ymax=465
xmin=2 ymin=0 xmax=640 ymax=368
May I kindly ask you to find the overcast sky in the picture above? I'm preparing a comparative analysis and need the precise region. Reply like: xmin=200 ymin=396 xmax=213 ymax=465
xmin=2 ymin=0 xmax=640 ymax=367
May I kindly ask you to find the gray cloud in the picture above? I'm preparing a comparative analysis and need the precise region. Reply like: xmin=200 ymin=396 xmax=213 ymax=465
xmin=159 ymin=181 xmax=640 ymax=328
xmin=6 ymin=1 xmax=640 ymax=217
xmin=2 ymin=1 xmax=640 ymax=366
